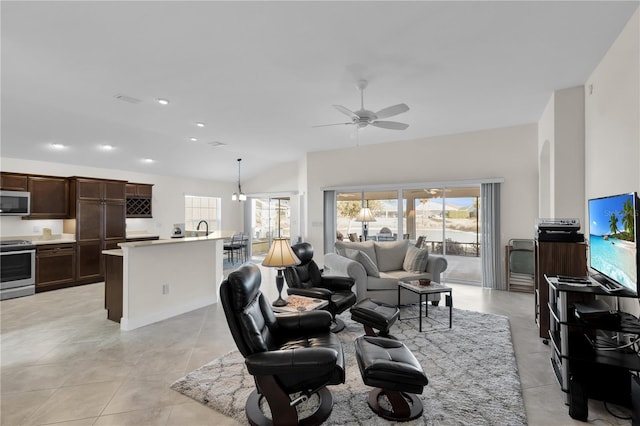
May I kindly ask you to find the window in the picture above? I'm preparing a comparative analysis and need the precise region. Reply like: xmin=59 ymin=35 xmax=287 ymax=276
xmin=336 ymin=191 xmax=401 ymax=241
xmin=184 ymin=195 xmax=221 ymax=232
xmin=329 ymin=184 xmax=483 ymax=284
xmin=336 ymin=192 xmax=362 ymax=239
xmin=251 ymin=197 xmax=290 ymax=255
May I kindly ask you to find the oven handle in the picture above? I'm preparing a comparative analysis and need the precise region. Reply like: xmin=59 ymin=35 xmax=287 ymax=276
xmin=0 ymin=249 xmax=36 ymax=256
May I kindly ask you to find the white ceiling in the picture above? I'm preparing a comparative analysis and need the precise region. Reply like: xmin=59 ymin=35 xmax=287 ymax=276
xmin=1 ymin=1 xmax=638 ymax=183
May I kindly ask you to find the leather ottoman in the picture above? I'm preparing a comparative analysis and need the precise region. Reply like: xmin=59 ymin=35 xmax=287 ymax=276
xmin=350 ymin=298 xmax=399 ymax=337
xmin=355 ymin=335 xmax=429 ymax=421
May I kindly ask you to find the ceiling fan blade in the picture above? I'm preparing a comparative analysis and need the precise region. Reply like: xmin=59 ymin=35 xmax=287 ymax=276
xmin=333 ymin=105 xmax=359 ymax=119
xmin=370 ymin=120 xmax=409 ymax=130
xmin=312 ymin=122 xmax=352 ymax=128
xmin=375 ymin=103 xmax=409 ymax=119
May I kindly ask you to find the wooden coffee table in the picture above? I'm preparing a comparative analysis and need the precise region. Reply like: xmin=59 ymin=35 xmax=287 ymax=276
xmin=272 ymin=295 xmax=328 ymax=313
xmin=398 ymin=280 xmax=453 ymax=331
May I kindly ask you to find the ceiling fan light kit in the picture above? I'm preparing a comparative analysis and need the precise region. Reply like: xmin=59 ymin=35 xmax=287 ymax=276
xmin=315 ymin=79 xmax=410 ymax=131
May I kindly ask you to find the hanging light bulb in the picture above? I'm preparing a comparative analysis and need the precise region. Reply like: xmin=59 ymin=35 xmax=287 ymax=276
xmin=232 ymin=158 xmax=246 ymax=201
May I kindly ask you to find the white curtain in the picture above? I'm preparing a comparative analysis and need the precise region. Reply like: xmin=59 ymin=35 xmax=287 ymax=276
xmin=481 ymin=183 xmax=503 ymax=289
xmin=323 ymin=190 xmax=336 ymax=254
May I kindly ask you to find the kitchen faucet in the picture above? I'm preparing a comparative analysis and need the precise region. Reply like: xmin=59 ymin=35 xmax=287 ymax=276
xmin=196 ymin=220 xmax=209 ymax=235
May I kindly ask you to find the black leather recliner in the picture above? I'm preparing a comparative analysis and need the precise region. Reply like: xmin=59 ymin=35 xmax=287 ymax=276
xmin=220 ymin=263 xmax=345 ymax=426
xmin=284 ymin=242 xmax=357 ymax=332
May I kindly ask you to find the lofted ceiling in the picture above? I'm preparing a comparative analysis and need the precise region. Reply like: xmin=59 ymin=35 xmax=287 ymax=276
xmin=1 ymin=1 xmax=638 ymax=183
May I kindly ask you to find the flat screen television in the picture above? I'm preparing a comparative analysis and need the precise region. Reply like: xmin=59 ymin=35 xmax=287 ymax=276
xmin=588 ymin=192 xmax=639 ymax=295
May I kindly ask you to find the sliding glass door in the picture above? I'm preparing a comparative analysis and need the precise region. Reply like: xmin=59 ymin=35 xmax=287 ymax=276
xmin=405 ymin=186 xmax=481 ymax=283
xmin=336 ymin=191 xmax=400 ymax=241
xmin=332 ymin=186 xmax=482 ymax=284
xmin=336 ymin=192 xmax=362 ymax=241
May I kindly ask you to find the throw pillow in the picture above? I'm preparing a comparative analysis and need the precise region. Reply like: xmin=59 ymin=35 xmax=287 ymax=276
xmin=335 ymin=240 xmax=377 ymax=265
xmin=403 ymin=245 xmax=430 ymax=272
xmin=344 ymin=249 xmax=380 ymax=278
xmin=374 ymin=239 xmax=409 ymax=272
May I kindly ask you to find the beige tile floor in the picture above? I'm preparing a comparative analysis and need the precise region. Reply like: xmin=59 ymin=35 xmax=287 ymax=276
xmin=0 ymin=264 xmax=632 ymax=425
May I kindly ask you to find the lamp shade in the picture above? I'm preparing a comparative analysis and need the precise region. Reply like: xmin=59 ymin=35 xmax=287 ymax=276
xmin=262 ymin=238 xmax=300 ymax=268
xmin=355 ymin=207 xmax=376 ymax=222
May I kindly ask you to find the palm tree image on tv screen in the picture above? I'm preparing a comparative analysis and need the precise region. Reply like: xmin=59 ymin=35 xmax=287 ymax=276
xmin=588 ymin=193 xmax=638 ymax=289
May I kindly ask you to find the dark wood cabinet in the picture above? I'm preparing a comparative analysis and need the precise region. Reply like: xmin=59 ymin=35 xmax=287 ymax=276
xmin=104 ymin=254 xmax=123 ymax=323
xmin=0 ymin=172 xmax=28 ymax=191
xmin=28 ymin=176 xmax=70 ymax=219
xmin=535 ymin=241 xmax=588 ymax=339
xmin=76 ymin=241 xmax=103 ymax=282
xmin=72 ymin=178 xmax=126 ymax=284
xmin=1 ymin=172 xmax=69 ymax=219
xmin=36 ymin=243 xmax=75 ymax=291
xmin=77 ymin=179 xmax=125 ymax=201
xmin=125 ymin=183 xmax=153 ymax=218
xmin=126 ymin=183 xmax=152 ymax=198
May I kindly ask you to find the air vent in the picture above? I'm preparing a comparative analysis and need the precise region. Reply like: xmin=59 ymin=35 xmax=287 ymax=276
xmin=114 ymin=94 xmax=142 ymax=104
xmin=208 ymin=141 xmax=226 ymax=147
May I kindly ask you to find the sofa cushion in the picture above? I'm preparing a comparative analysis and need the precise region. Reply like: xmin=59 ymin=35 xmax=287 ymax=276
xmin=344 ymin=249 xmax=380 ymax=278
xmin=335 ymin=240 xmax=377 ymax=266
xmin=374 ymin=240 xmax=409 ymax=272
xmin=367 ymin=275 xmax=403 ymax=291
xmin=403 ymin=245 xmax=430 ymax=272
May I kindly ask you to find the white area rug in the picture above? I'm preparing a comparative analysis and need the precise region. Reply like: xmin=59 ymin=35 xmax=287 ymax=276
xmin=171 ymin=306 xmax=527 ymax=425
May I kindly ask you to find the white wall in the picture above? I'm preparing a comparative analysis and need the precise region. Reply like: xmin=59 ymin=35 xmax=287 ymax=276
xmin=538 ymin=86 xmax=586 ymax=223
xmin=585 ymin=9 xmax=639 ymax=198
xmin=538 ymin=94 xmax=555 ymax=218
xmin=305 ymin=123 xmax=539 ymax=270
xmin=0 ymin=157 xmax=241 ymax=239
xmin=554 ymin=87 xmax=586 ymax=220
xmin=585 ymin=9 xmax=640 ymax=315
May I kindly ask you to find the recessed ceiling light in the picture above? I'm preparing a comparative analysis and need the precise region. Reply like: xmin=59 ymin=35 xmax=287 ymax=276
xmin=142 ymin=158 xmax=154 ymax=163
xmin=50 ymin=143 xmax=66 ymax=150
xmin=100 ymin=144 xmax=115 ymax=151
xmin=156 ymin=98 xmax=169 ymax=105
xmin=190 ymin=137 xmax=198 ymax=142
xmin=196 ymin=122 xmax=205 ymax=128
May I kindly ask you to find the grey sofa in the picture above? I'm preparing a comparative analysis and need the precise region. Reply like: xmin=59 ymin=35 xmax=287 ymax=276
xmin=323 ymin=239 xmax=448 ymax=306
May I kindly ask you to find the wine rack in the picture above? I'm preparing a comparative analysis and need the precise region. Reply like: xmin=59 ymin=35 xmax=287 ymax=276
xmin=126 ymin=197 xmax=152 ymax=218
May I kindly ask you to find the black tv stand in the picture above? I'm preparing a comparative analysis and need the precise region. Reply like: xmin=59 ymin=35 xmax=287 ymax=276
xmin=546 ymin=274 xmax=640 ymax=420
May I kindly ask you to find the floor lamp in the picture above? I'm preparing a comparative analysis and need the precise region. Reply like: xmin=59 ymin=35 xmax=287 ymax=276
xmin=356 ymin=207 xmax=376 ymax=241
xmin=262 ymin=238 xmax=300 ymax=307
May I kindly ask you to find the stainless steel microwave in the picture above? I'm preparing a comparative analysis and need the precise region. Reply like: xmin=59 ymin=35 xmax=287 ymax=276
xmin=0 ymin=190 xmax=31 ymax=216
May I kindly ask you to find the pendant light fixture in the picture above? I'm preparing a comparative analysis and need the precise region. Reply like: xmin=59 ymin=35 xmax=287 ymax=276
xmin=232 ymin=158 xmax=247 ymax=201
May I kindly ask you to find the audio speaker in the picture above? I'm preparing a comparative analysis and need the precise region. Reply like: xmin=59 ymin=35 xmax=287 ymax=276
xmin=569 ymin=375 xmax=588 ymax=421
xmin=632 ymin=375 xmax=640 ymax=426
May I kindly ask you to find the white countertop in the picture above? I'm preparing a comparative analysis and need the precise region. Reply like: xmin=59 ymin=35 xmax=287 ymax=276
xmin=126 ymin=232 xmax=160 ymax=239
xmin=102 ymin=249 xmax=123 ymax=256
xmin=33 ymin=238 xmax=76 ymax=245
xmin=1 ymin=233 xmax=76 ymax=245
xmin=118 ymin=234 xmax=225 ymax=248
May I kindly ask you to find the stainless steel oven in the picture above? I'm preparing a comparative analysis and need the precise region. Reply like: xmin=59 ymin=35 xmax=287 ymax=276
xmin=0 ymin=240 xmax=36 ymax=300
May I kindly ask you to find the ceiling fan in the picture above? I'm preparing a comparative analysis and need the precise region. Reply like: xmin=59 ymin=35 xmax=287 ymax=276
xmin=315 ymin=79 xmax=410 ymax=131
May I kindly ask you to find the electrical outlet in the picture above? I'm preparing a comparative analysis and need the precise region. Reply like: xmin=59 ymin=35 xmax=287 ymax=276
xmin=162 ymin=284 xmax=170 ymax=294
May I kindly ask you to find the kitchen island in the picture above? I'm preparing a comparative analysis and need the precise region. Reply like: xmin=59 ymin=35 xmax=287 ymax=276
xmin=103 ymin=235 xmax=224 ymax=331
